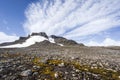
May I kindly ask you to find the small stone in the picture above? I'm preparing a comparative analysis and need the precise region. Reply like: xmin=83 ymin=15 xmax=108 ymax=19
xmin=64 ymin=77 xmax=67 ymax=79
xmin=73 ymin=77 xmax=78 ymax=80
xmin=71 ymin=71 xmax=75 ymax=74
xmin=33 ymin=72 xmax=39 ymax=76
xmin=18 ymin=65 xmax=23 ymax=68
xmin=2 ymin=75 xmax=7 ymax=78
xmin=0 ymin=68 xmax=3 ymax=72
xmin=54 ymin=72 xmax=58 ymax=78
xmin=20 ymin=69 xmax=32 ymax=77
xmin=118 ymin=76 xmax=120 ymax=78
xmin=71 ymin=57 xmax=75 ymax=60
xmin=72 ymin=74 xmax=76 ymax=77
xmin=65 ymin=71 xmax=68 ymax=74
xmin=58 ymin=62 xmax=64 ymax=67
xmin=9 ymin=72 xmax=12 ymax=76
xmin=33 ymin=66 xmax=40 ymax=69
xmin=8 ymin=76 xmax=17 ymax=80
xmin=75 ymin=69 xmax=80 ymax=72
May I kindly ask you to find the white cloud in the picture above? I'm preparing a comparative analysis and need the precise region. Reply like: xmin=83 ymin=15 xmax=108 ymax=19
xmin=23 ymin=0 xmax=120 ymax=46
xmin=0 ymin=32 xmax=18 ymax=43
xmin=86 ymin=38 xmax=120 ymax=46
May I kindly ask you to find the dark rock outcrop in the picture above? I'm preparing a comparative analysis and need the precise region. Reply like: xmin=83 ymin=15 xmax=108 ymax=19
xmin=51 ymin=35 xmax=78 ymax=45
xmin=31 ymin=32 xmax=48 ymax=38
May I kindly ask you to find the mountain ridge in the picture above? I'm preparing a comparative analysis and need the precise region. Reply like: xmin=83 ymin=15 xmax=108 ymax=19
xmin=0 ymin=32 xmax=84 ymax=48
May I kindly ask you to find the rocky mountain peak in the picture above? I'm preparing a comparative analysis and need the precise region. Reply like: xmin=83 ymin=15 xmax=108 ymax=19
xmin=51 ymin=35 xmax=78 ymax=45
xmin=51 ymin=35 xmax=65 ymax=39
xmin=31 ymin=32 xmax=48 ymax=38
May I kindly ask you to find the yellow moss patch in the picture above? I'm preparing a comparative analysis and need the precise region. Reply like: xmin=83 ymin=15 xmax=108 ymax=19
xmin=42 ymin=67 xmax=53 ymax=74
xmin=32 ymin=57 xmax=120 ymax=80
xmin=47 ymin=59 xmax=63 ymax=65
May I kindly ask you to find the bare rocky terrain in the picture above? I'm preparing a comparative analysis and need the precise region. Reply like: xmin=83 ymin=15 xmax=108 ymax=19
xmin=0 ymin=46 xmax=120 ymax=80
xmin=0 ymin=32 xmax=120 ymax=80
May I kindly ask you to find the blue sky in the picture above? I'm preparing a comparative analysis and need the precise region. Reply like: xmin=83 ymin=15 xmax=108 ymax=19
xmin=0 ymin=0 xmax=37 ymax=36
xmin=0 ymin=0 xmax=120 ymax=46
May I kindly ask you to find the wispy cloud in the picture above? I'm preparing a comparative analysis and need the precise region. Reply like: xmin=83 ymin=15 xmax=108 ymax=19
xmin=23 ymin=0 xmax=120 ymax=46
xmin=0 ymin=32 xmax=18 ymax=43
xmin=86 ymin=38 xmax=120 ymax=46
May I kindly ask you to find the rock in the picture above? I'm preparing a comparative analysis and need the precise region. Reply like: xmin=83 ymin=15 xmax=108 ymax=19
xmin=20 ymin=69 xmax=32 ymax=77
xmin=119 ymin=76 xmax=120 ymax=79
xmin=33 ymin=66 xmax=40 ymax=70
xmin=75 ymin=69 xmax=80 ymax=72
xmin=31 ymin=32 xmax=48 ymax=38
xmin=71 ymin=57 xmax=75 ymax=60
xmin=33 ymin=72 xmax=39 ymax=76
xmin=58 ymin=62 xmax=64 ymax=67
xmin=6 ymin=76 xmax=17 ymax=80
xmin=54 ymin=72 xmax=58 ymax=78
xmin=2 ymin=75 xmax=7 ymax=78
xmin=65 ymin=71 xmax=68 ymax=74
xmin=72 ymin=74 xmax=76 ymax=77
xmin=0 ymin=68 xmax=3 ymax=72
xmin=73 ymin=77 xmax=79 ymax=80
xmin=51 ymin=35 xmax=78 ymax=45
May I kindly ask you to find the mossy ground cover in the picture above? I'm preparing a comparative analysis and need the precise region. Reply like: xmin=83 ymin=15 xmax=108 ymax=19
xmin=71 ymin=61 xmax=120 ymax=80
xmin=33 ymin=57 xmax=120 ymax=80
xmin=32 ymin=57 xmax=63 ymax=79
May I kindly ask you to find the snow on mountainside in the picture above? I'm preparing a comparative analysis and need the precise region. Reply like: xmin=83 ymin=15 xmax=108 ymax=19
xmin=0 ymin=35 xmax=48 ymax=48
xmin=0 ymin=32 xmax=83 ymax=48
xmin=0 ymin=35 xmax=57 ymax=48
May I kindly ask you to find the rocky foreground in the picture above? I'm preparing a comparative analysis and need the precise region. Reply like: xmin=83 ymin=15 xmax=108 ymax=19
xmin=0 ymin=46 xmax=120 ymax=80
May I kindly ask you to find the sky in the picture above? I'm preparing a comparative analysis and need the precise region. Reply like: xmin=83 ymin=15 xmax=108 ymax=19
xmin=0 ymin=0 xmax=120 ymax=46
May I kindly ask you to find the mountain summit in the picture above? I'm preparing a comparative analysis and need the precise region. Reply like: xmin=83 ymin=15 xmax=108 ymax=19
xmin=0 ymin=32 xmax=84 ymax=48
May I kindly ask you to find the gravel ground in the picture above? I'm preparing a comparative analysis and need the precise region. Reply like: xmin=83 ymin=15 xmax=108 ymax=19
xmin=0 ymin=46 xmax=120 ymax=80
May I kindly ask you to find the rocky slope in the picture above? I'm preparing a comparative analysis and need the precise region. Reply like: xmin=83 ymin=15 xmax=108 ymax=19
xmin=0 ymin=46 xmax=120 ymax=80
xmin=0 ymin=32 xmax=120 ymax=80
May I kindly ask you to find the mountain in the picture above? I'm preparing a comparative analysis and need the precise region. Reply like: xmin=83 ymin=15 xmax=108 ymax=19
xmin=0 ymin=32 xmax=84 ymax=48
xmin=1 ymin=32 xmax=120 ymax=80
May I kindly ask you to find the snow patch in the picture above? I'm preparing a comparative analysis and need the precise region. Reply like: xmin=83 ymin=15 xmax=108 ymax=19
xmin=0 ymin=35 xmax=65 ymax=48
xmin=0 ymin=36 xmax=48 ymax=48
xmin=49 ymin=37 xmax=64 ymax=46
xmin=57 ymin=43 xmax=64 ymax=46
xmin=49 ymin=37 xmax=55 ymax=43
